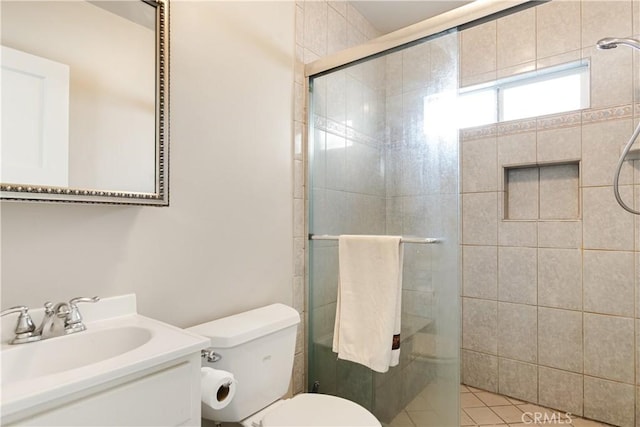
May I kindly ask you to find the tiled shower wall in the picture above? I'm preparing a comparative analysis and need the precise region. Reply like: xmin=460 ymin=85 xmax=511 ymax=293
xmin=292 ymin=0 xmax=381 ymax=396
xmin=460 ymin=2 xmax=640 ymax=426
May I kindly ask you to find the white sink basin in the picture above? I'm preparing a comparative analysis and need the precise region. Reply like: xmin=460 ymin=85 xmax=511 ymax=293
xmin=1 ymin=326 xmax=153 ymax=385
xmin=1 ymin=294 xmax=210 ymax=423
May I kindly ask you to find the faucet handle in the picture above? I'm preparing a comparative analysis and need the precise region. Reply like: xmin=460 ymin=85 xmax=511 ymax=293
xmin=1 ymin=305 xmax=30 ymax=318
xmin=69 ymin=296 xmax=100 ymax=306
xmin=67 ymin=296 xmax=100 ymax=329
xmin=1 ymin=306 xmax=38 ymax=343
xmin=1 ymin=306 xmax=35 ymax=334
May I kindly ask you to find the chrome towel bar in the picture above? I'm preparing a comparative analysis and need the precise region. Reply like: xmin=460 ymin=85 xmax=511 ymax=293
xmin=308 ymin=234 xmax=440 ymax=244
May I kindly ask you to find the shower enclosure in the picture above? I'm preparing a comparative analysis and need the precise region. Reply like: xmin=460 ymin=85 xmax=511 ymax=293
xmin=307 ymin=30 xmax=460 ymax=425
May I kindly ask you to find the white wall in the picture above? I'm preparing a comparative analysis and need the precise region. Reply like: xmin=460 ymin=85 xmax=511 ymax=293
xmin=0 ymin=1 xmax=295 ymax=329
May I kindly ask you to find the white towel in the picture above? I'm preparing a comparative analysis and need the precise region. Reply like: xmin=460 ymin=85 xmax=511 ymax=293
xmin=332 ymin=235 xmax=404 ymax=373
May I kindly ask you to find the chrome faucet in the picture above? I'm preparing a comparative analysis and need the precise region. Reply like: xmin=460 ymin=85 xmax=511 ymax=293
xmin=36 ymin=302 xmax=72 ymax=339
xmin=2 ymin=296 xmax=100 ymax=344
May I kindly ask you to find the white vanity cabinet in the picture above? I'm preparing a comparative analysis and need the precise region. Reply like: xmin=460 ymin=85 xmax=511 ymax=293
xmin=1 ymin=294 xmax=210 ymax=426
xmin=4 ymin=354 xmax=201 ymax=426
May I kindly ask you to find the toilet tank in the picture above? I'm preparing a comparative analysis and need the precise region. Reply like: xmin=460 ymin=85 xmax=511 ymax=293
xmin=187 ymin=304 xmax=300 ymax=422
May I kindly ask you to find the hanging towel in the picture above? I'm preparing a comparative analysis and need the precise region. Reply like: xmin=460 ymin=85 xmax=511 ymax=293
xmin=332 ymin=235 xmax=404 ymax=373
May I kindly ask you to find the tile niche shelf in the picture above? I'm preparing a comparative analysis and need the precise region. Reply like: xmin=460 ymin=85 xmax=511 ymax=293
xmin=504 ymin=162 xmax=580 ymax=220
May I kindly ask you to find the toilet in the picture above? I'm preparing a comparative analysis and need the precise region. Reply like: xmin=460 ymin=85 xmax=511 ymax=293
xmin=187 ymin=303 xmax=381 ymax=427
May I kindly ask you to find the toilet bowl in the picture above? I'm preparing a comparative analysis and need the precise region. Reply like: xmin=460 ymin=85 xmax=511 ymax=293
xmin=187 ymin=303 xmax=380 ymax=427
xmin=241 ymin=394 xmax=380 ymax=427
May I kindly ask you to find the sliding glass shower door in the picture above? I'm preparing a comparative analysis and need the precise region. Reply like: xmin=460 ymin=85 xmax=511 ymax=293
xmin=308 ymin=30 xmax=460 ymax=426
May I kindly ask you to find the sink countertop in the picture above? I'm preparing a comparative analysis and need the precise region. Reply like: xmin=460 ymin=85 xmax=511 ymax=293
xmin=1 ymin=294 xmax=210 ymax=418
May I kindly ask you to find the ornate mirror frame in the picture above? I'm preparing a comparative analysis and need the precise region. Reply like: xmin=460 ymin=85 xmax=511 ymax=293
xmin=1 ymin=0 xmax=170 ymax=206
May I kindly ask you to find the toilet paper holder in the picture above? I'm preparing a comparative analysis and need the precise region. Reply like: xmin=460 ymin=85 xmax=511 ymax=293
xmin=201 ymin=348 xmax=222 ymax=363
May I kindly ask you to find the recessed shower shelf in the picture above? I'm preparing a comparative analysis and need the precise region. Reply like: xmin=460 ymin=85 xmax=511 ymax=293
xmin=504 ymin=162 xmax=580 ymax=221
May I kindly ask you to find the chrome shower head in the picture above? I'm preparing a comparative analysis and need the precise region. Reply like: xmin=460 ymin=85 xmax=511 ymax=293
xmin=597 ymin=38 xmax=619 ymax=49
xmin=597 ymin=37 xmax=640 ymax=51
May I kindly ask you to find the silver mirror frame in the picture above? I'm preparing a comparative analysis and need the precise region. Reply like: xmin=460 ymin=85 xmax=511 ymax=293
xmin=1 ymin=0 xmax=170 ymax=206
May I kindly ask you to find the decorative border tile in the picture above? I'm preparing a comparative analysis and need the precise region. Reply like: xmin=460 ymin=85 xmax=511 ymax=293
xmin=461 ymin=103 xmax=636 ymax=141
xmin=498 ymin=118 xmax=537 ymax=136
xmin=537 ymin=111 xmax=582 ymax=131
xmin=461 ymin=124 xmax=498 ymax=141
xmin=313 ymin=114 xmax=383 ymax=147
xmin=315 ymin=114 xmax=344 ymax=136
xmin=582 ymin=104 xmax=633 ymax=124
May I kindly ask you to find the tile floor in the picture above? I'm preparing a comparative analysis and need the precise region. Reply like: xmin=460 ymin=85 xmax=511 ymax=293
xmin=388 ymin=385 xmax=613 ymax=427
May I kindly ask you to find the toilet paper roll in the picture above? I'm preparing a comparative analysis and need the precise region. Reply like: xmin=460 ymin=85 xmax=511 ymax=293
xmin=201 ymin=367 xmax=237 ymax=410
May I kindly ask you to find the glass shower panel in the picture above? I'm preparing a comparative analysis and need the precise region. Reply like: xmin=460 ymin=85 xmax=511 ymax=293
xmin=308 ymin=30 xmax=460 ymax=427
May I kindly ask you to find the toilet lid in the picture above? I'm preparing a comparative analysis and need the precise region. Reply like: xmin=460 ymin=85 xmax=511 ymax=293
xmin=261 ymin=394 xmax=381 ymax=427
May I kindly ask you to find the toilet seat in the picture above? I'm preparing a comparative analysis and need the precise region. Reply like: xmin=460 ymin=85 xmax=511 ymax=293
xmin=260 ymin=393 xmax=381 ymax=427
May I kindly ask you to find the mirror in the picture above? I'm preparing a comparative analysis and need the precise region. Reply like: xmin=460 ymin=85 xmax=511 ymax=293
xmin=0 ymin=0 xmax=169 ymax=205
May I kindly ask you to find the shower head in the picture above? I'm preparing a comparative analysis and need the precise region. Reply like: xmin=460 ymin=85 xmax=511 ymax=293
xmin=596 ymin=37 xmax=640 ymax=51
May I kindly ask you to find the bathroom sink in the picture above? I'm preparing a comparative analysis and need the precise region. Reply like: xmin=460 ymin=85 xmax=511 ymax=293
xmin=1 ymin=294 xmax=210 ymax=423
xmin=1 ymin=326 xmax=152 ymax=385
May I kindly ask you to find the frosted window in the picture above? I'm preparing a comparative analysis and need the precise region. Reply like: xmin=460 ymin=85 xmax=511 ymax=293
xmin=501 ymin=72 xmax=587 ymax=121
xmin=457 ymin=88 xmax=497 ymax=128
xmin=458 ymin=60 xmax=589 ymax=128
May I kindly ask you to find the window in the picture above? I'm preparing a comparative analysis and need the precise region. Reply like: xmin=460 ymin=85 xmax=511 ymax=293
xmin=457 ymin=60 xmax=590 ymax=129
